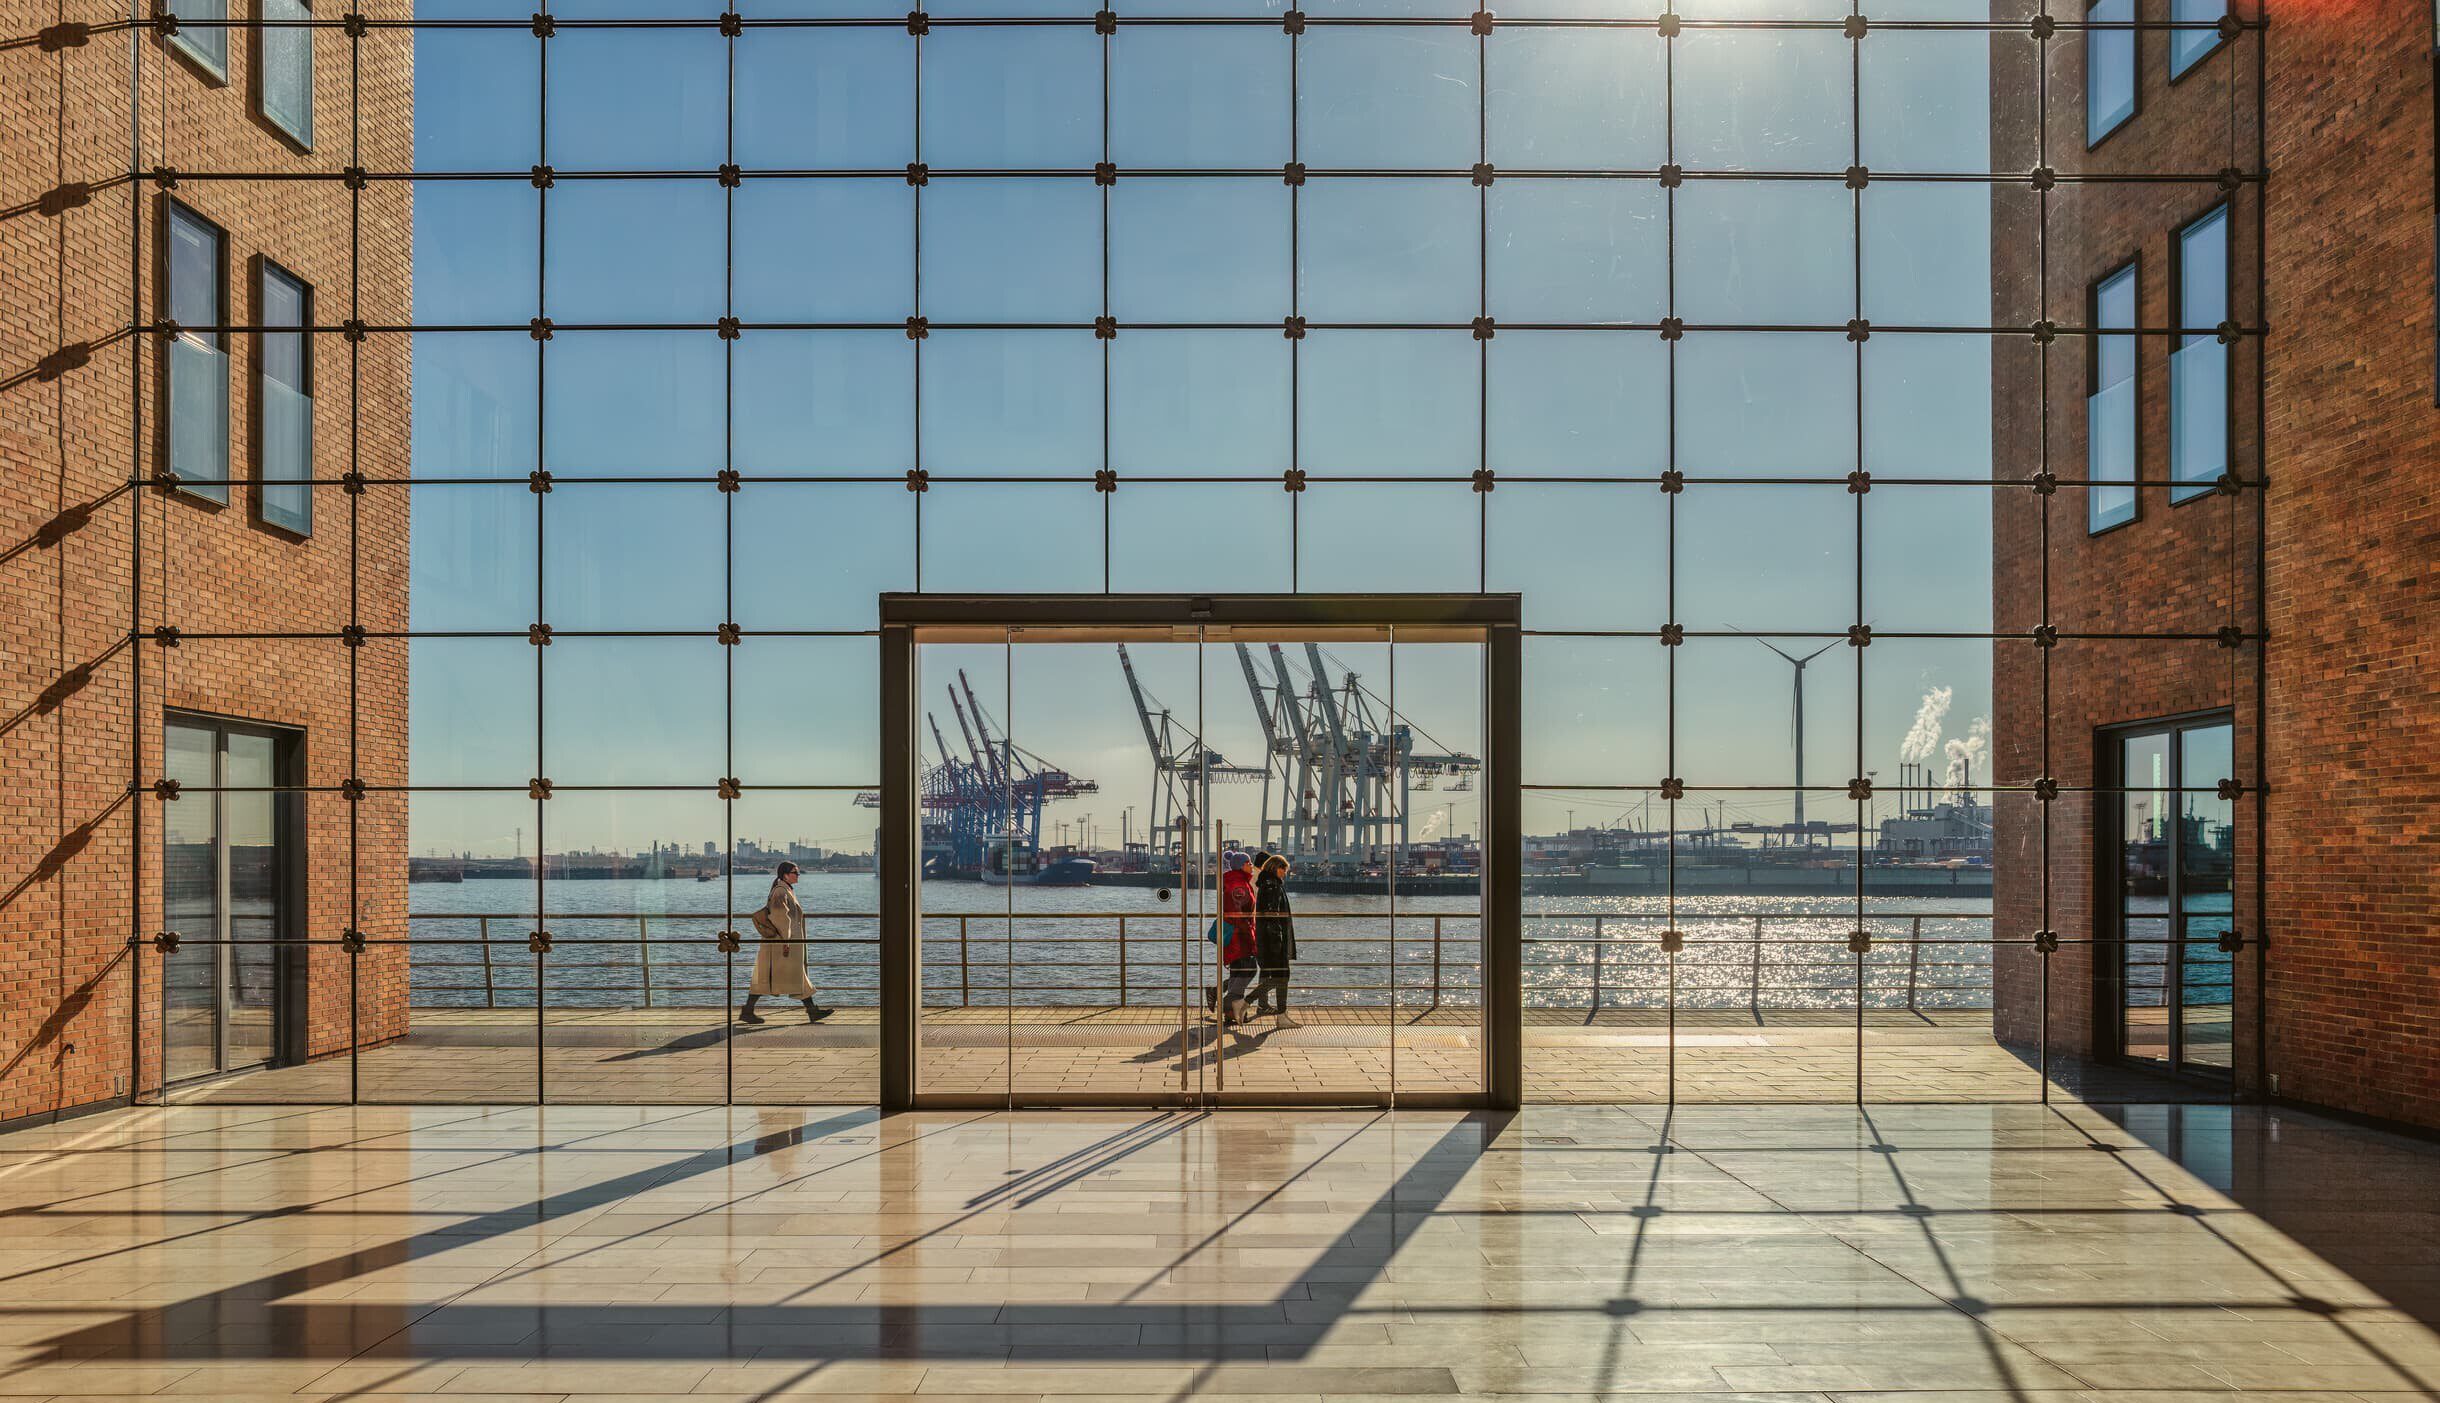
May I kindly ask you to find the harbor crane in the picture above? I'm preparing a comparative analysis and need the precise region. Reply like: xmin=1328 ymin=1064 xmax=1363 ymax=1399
xmin=853 ymin=669 xmax=1096 ymax=876
xmin=1114 ymin=644 xmax=1262 ymax=863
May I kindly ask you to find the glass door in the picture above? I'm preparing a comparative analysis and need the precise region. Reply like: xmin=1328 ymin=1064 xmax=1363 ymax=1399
xmin=2110 ymin=715 xmax=2236 ymax=1077
xmin=160 ymin=714 xmax=293 ymax=1086
xmin=900 ymin=615 xmax=1493 ymax=1108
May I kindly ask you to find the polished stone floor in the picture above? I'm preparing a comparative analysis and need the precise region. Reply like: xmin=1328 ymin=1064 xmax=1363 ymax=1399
xmin=2 ymin=1101 xmax=2434 ymax=1401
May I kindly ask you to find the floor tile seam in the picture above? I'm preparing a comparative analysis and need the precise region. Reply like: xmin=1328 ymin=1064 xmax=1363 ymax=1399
xmin=1656 ymin=1124 xmax=2111 ymax=1394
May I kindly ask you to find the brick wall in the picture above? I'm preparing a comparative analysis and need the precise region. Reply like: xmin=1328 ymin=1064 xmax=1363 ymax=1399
xmin=2 ymin=5 xmax=410 ymax=1121
xmin=1996 ymin=0 xmax=2440 ymax=1128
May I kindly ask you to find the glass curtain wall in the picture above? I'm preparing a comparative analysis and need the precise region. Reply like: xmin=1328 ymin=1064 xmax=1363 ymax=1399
xmin=129 ymin=0 xmax=2264 ymax=1105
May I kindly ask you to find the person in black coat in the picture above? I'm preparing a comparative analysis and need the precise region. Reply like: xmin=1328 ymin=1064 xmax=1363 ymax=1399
xmin=1250 ymin=852 xmax=1299 ymax=1028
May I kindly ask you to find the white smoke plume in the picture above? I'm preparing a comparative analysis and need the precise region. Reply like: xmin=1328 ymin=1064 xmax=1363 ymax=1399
xmin=1943 ymin=715 xmax=1991 ymax=789
xmin=1899 ymin=686 xmax=1954 ymax=764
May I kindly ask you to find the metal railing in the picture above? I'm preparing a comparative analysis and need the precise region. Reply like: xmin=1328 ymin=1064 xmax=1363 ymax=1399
xmin=402 ymin=910 xmax=2000 ymax=1013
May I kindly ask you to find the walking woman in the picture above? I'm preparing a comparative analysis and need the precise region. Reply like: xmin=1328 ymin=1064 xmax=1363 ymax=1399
xmin=740 ymin=861 xmax=834 ymax=1024
xmin=1250 ymin=852 xmax=1299 ymax=1028
xmin=1212 ymin=850 xmax=1260 ymax=1025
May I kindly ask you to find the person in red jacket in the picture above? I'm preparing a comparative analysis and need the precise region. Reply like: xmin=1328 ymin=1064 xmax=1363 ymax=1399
xmin=1214 ymin=849 xmax=1259 ymax=1025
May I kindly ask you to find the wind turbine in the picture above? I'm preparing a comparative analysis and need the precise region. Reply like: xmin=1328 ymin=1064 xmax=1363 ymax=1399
xmin=1728 ymin=628 xmax=1841 ymax=845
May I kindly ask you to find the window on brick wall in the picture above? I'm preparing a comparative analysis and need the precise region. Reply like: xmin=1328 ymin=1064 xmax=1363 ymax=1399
xmin=2169 ymin=0 xmax=2226 ymax=78
xmin=2170 ymin=205 xmax=2229 ymax=502
xmin=258 ymin=260 xmax=314 ymax=535
xmin=258 ymin=0 xmax=313 ymax=146
xmin=166 ymin=202 xmax=231 ymax=504
xmin=2086 ymin=0 xmax=2136 ymax=145
xmin=168 ymin=0 xmax=229 ymax=78
xmin=2088 ymin=261 xmax=2138 ymax=532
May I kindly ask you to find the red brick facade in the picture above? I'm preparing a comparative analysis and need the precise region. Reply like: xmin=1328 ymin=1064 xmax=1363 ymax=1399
xmin=1995 ymin=0 xmax=2440 ymax=1127
xmin=2 ymin=7 xmax=409 ymax=1122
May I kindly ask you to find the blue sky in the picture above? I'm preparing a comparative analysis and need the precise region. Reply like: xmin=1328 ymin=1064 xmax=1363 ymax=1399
xmin=405 ymin=13 xmax=2001 ymax=858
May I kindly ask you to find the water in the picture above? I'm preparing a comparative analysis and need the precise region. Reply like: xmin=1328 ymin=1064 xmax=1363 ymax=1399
xmin=407 ymin=876 xmax=1997 ymax=1012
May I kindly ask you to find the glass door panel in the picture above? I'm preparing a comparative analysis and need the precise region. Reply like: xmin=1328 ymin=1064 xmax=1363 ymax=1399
xmin=2116 ymin=733 xmax=2173 ymax=1067
xmin=162 ymin=720 xmax=220 ymax=1085
xmin=2176 ymin=724 xmax=2236 ymax=1072
xmin=223 ymin=731 xmax=280 ymax=1072
xmin=914 ymin=637 xmax=1015 ymax=1102
xmin=1384 ymin=633 xmax=1485 ymax=1099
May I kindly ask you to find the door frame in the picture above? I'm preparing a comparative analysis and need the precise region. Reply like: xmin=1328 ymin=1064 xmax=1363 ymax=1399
xmin=2097 ymin=709 xmax=2237 ymax=1079
xmin=878 ymin=594 xmax=1523 ymax=1112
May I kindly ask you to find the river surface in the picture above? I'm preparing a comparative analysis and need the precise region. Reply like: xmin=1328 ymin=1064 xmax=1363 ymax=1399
xmin=408 ymin=875 xmax=2002 ymax=1011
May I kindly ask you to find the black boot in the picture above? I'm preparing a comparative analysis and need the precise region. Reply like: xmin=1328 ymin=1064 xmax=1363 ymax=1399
xmin=804 ymin=999 xmax=834 ymax=1023
xmin=737 ymin=996 xmax=765 ymax=1025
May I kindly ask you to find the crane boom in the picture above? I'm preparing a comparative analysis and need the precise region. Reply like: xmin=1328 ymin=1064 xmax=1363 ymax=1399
xmin=1114 ymin=644 xmax=1166 ymax=764
xmin=1234 ymin=643 xmax=1282 ymax=756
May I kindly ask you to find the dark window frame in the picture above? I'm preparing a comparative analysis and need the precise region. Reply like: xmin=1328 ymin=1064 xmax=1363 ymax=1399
xmin=2084 ymin=0 xmax=2139 ymax=150
xmin=253 ymin=257 xmax=316 ymax=537
xmin=253 ymin=0 xmax=315 ymax=151
xmin=2097 ymin=710 xmax=2238 ymax=1080
xmin=2168 ymin=200 xmax=2233 ymax=507
xmin=163 ymin=0 xmax=232 ymax=82
xmin=161 ymin=197 xmax=233 ymax=509
xmin=2086 ymin=256 xmax=2141 ymax=535
xmin=2166 ymin=0 xmax=2230 ymax=82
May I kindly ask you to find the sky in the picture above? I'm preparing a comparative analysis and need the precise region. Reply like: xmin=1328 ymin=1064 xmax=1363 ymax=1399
xmin=404 ymin=10 xmax=2002 ymax=858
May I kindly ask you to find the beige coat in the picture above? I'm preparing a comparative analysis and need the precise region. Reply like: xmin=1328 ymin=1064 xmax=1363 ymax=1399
xmin=750 ymin=876 xmax=815 ymax=998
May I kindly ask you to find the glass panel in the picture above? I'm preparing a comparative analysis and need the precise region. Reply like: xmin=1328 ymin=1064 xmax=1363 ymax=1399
xmin=2087 ymin=264 xmax=2138 ymax=530
xmin=416 ymin=184 xmax=538 ymax=329
xmin=2086 ymin=0 xmax=2136 ymax=142
xmin=731 ymin=482 xmax=914 ymax=632
xmin=168 ymin=339 xmax=231 ymax=501
xmin=1674 ymin=485 xmax=1856 ymax=636
xmin=543 ymin=791 xmax=729 ymax=1103
xmin=1297 ymin=332 xmax=1476 ymax=472
xmin=1295 ymin=29 xmax=1476 ymax=169
xmin=733 ymin=333 xmax=913 ymax=475
xmin=1298 ymin=179 xmax=1479 ymax=324
xmin=413 ymin=30 xmax=536 ymax=172
xmin=545 ymin=182 xmax=724 ymax=326
xmin=403 ymin=485 xmax=538 ymax=631
xmin=730 ymin=792 xmax=879 ymax=1103
xmin=1487 ymin=181 xmax=1666 ymax=324
xmin=921 ymin=29 xmax=1100 ymax=168
xmin=542 ymin=483 xmax=724 ymax=633
xmin=918 ymin=484 xmax=1102 ymax=594
xmin=169 ymin=0 xmax=227 ymax=73
xmin=916 ymin=638 xmax=1015 ymax=1100
xmin=2118 ymin=731 xmax=2172 ymax=1067
xmin=1674 ymin=30 xmax=1850 ymax=172
xmin=1488 ymin=484 xmax=1667 ymax=633
xmin=1677 ymin=181 xmax=1854 ymax=329
xmin=162 ymin=721 xmax=221 ymax=1085
xmin=259 ymin=378 xmax=314 ymax=534
xmin=260 ymin=0 xmax=314 ymax=144
xmin=1107 ymin=484 xmax=1294 ymax=594
xmin=545 ymin=30 xmax=726 ymax=170
xmin=223 ymin=732 xmax=281 ymax=1073
xmin=732 ymin=639 xmax=881 ymax=784
xmin=1861 ymin=486 xmax=1994 ymax=635
xmin=1522 ymin=637 xmax=1666 ymax=787
xmin=1862 ymin=787 xmax=2018 ymax=1103
xmin=1109 ymin=332 xmax=1289 ymax=474
xmin=2172 ymin=209 xmax=2230 ymax=500
xmin=1859 ymin=31 xmax=1992 ymax=174
xmin=1670 ymin=793 xmax=1859 ymax=1104
xmin=383 ymin=780 xmax=541 ymax=1103
xmin=2170 ymin=0 xmax=2226 ymax=76
xmin=918 ymin=332 xmax=1100 ymax=475
xmin=2177 ymin=724 xmax=2236 ymax=1072
xmin=732 ymin=181 xmax=911 ymax=324
xmin=733 ymin=29 xmax=913 ymax=169
xmin=1486 ymin=332 xmax=1667 ymax=474
xmin=1677 ymin=333 xmax=1855 ymax=479
xmin=543 ymin=332 xmax=723 ymax=477
xmin=1485 ymin=29 xmax=1664 ymax=169
xmin=921 ymin=179 xmax=1099 ymax=323
xmin=1518 ymin=805 xmax=1670 ymax=1104
xmin=1385 ymin=635 xmax=1484 ymax=1097
xmin=1294 ymin=482 xmax=1480 ymax=594
xmin=1109 ymin=27 xmax=1288 ymax=169
xmin=411 ymin=333 xmax=539 ymax=477
xmin=1109 ymin=180 xmax=1289 ymax=323
xmin=542 ymin=639 xmax=724 ymax=786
